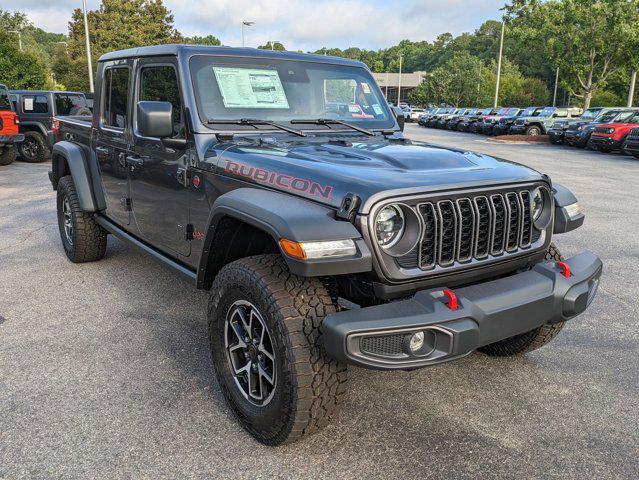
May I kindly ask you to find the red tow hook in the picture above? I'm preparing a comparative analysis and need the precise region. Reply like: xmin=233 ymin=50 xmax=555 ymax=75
xmin=442 ymin=289 xmax=459 ymax=310
xmin=556 ymin=261 xmax=571 ymax=278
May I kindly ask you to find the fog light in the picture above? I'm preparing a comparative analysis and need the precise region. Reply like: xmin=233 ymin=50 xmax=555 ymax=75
xmin=409 ymin=331 xmax=425 ymax=352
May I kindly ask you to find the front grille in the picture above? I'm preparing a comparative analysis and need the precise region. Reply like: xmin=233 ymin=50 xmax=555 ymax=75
xmin=627 ymin=127 xmax=639 ymax=141
xmin=594 ymin=127 xmax=610 ymax=135
xmin=514 ymin=119 xmax=525 ymax=126
xmin=396 ymin=188 xmax=539 ymax=272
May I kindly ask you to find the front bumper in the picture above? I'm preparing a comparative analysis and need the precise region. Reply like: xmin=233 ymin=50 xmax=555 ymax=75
xmin=589 ymin=136 xmax=621 ymax=150
xmin=0 ymin=133 xmax=25 ymax=145
xmin=323 ymin=252 xmax=602 ymax=370
xmin=548 ymin=130 xmax=565 ymax=141
xmin=623 ymin=139 xmax=639 ymax=156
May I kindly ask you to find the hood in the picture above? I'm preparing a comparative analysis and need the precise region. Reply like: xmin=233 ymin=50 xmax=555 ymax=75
xmin=206 ymin=136 xmax=545 ymax=212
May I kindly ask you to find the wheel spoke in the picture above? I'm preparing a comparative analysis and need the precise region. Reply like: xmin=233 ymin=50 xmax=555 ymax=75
xmin=258 ymin=344 xmax=274 ymax=363
xmin=258 ymin=364 xmax=274 ymax=385
xmin=229 ymin=321 xmax=247 ymax=347
xmin=233 ymin=360 xmax=251 ymax=376
xmin=235 ymin=307 xmax=252 ymax=335
xmin=248 ymin=367 xmax=262 ymax=400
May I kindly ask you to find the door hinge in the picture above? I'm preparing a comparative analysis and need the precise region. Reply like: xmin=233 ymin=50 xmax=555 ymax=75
xmin=336 ymin=193 xmax=361 ymax=223
xmin=120 ymin=197 xmax=132 ymax=211
xmin=185 ymin=223 xmax=194 ymax=240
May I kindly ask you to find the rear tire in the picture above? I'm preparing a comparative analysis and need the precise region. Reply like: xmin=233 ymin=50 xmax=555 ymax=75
xmin=208 ymin=254 xmax=347 ymax=445
xmin=0 ymin=146 xmax=16 ymax=166
xmin=18 ymin=131 xmax=50 ymax=163
xmin=56 ymin=175 xmax=107 ymax=263
xmin=478 ymin=244 xmax=566 ymax=356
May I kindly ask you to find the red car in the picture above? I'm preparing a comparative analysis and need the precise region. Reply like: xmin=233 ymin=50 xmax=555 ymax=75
xmin=0 ymin=84 xmax=24 ymax=165
xmin=589 ymin=110 xmax=639 ymax=153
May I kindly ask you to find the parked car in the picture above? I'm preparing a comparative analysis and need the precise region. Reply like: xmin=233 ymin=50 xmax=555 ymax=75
xmin=458 ymin=107 xmax=492 ymax=132
xmin=468 ymin=108 xmax=498 ymax=133
xmin=9 ymin=90 xmax=91 ymax=163
xmin=407 ymin=107 xmax=425 ymax=123
xmin=563 ymin=109 xmax=638 ymax=148
xmin=444 ymin=108 xmax=472 ymax=130
xmin=588 ymin=110 xmax=639 ymax=153
xmin=427 ymin=107 xmax=454 ymax=127
xmin=510 ymin=107 xmax=582 ymax=136
xmin=622 ymin=127 xmax=639 ymax=158
xmin=0 ymin=84 xmax=24 ymax=166
xmin=436 ymin=108 xmax=465 ymax=129
xmin=418 ymin=107 xmax=446 ymax=126
xmin=481 ymin=108 xmax=521 ymax=135
xmin=493 ymin=107 xmax=542 ymax=136
xmin=49 ymin=44 xmax=601 ymax=445
xmin=548 ymin=108 xmax=614 ymax=145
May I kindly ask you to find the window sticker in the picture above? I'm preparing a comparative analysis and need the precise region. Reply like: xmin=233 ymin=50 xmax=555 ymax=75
xmin=213 ymin=67 xmax=290 ymax=109
xmin=361 ymin=82 xmax=371 ymax=94
xmin=24 ymin=97 xmax=34 ymax=111
xmin=372 ymin=104 xmax=383 ymax=115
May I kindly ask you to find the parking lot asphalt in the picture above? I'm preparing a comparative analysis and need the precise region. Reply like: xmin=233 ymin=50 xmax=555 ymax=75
xmin=1 ymin=127 xmax=638 ymax=480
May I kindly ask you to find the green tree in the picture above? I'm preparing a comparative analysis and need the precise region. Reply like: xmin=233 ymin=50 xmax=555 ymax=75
xmin=0 ymin=30 xmax=51 ymax=89
xmin=506 ymin=0 xmax=639 ymax=109
xmin=258 ymin=41 xmax=286 ymax=51
xmin=185 ymin=35 xmax=221 ymax=46
xmin=62 ymin=0 xmax=183 ymax=90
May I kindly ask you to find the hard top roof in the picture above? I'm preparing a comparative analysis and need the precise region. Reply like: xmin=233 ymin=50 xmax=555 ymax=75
xmin=10 ymin=90 xmax=87 ymax=95
xmin=98 ymin=44 xmax=367 ymax=68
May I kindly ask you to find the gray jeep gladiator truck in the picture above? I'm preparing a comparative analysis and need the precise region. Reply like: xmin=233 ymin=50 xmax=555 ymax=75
xmin=50 ymin=45 xmax=602 ymax=445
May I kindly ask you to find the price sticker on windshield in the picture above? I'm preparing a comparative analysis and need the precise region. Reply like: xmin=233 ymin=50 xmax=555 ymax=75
xmin=213 ymin=67 xmax=290 ymax=109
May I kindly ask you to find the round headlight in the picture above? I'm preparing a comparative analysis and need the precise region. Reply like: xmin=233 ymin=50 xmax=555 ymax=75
xmin=375 ymin=205 xmax=405 ymax=248
xmin=532 ymin=187 xmax=545 ymax=221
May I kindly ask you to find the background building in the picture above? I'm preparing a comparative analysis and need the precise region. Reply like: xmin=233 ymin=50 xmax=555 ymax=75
xmin=373 ymin=71 xmax=428 ymax=104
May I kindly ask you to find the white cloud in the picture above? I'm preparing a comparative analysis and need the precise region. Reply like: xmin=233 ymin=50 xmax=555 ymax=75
xmin=2 ymin=0 xmax=506 ymax=51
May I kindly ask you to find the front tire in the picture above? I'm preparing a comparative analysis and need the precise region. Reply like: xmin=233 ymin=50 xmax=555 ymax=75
xmin=525 ymin=125 xmax=542 ymax=136
xmin=0 ymin=146 xmax=16 ymax=166
xmin=56 ymin=176 xmax=107 ymax=263
xmin=479 ymin=244 xmax=566 ymax=356
xmin=208 ymin=254 xmax=347 ymax=445
xmin=18 ymin=131 xmax=50 ymax=163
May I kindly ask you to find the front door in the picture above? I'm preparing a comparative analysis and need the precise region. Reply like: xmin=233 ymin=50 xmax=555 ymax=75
xmin=94 ymin=61 xmax=133 ymax=226
xmin=128 ymin=58 xmax=190 ymax=257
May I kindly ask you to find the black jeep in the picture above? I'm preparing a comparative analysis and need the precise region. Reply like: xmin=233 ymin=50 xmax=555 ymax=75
xmin=50 ymin=45 xmax=602 ymax=445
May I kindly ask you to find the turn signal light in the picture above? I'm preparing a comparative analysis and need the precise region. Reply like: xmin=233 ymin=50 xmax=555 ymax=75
xmin=280 ymin=239 xmax=306 ymax=259
xmin=279 ymin=238 xmax=357 ymax=260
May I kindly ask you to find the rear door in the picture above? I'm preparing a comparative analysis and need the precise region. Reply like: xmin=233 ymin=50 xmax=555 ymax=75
xmin=94 ymin=60 xmax=133 ymax=226
xmin=128 ymin=57 xmax=190 ymax=257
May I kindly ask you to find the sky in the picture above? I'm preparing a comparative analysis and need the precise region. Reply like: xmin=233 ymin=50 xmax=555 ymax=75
xmin=2 ymin=0 xmax=507 ymax=51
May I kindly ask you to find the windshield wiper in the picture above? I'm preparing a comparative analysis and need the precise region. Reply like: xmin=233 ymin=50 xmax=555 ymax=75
xmin=206 ymin=118 xmax=306 ymax=137
xmin=290 ymin=118 xmax=376 ymax=136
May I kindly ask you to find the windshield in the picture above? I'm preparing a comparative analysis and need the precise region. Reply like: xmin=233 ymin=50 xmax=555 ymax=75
xmin=581 ymin=108 xmax=602 ymax=120
xmin=521 ymin=107 xmax=539 ymax=117
xmin=190 ymin=55 xmax=394 ymax=131
xmin=539 ymin=107 xmax=555 ymax=117
xmin=0 ymin=85 xmax=11 ymax=111
xmin=54 ymin=93 xmax=88 ymax=116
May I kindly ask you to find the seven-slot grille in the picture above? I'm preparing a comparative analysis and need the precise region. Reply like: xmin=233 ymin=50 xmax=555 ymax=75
xmin=627 ymin=127 xmax=639 ymax=141
xmin=593 ymin=126 xmax=612 ymax=135
xmin=397 ymin=189 xmax=536 ymax=271
xmin=514 ymin=119 xmax=525 ymax=126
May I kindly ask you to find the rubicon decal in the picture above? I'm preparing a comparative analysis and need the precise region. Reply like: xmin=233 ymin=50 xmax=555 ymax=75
xmin=224 ymin=160 xmax=333 ymax=200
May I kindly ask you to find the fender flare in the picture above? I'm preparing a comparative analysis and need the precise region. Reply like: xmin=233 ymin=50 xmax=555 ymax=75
xmin=19 ymin=121 xmax=48 ymax=137
xmin=196 ymin=188 xmax=372 ymax=286
xmin=52 ymin=141 xmax=101 ymax=212
xmin=552 ymin=183 xmax=584 ymax=234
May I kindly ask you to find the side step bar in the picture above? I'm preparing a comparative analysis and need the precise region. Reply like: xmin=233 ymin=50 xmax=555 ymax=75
xmin=95 ymin=215 xmax=197 ymax=284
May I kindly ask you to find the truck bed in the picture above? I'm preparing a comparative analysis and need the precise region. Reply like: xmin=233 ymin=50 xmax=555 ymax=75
xmin=56 ymin=115 xmax=92 ymax=145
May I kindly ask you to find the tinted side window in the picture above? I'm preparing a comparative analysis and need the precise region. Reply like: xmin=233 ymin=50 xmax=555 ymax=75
xmin=23 ymin=95 xmax=49 ymax=113
xmin=0 ymin=87 xmax=11 ymax=110
xmin=103 ymin=68 xmax=130 ymax=129
xmin=55 ymin=94 xmax=88 ymax=116
xmin=139 ymin=65 xmax=183 ymax=138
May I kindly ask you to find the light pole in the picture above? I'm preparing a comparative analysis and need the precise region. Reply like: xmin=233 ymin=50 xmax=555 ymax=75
xmin=397 ymin=53 xmax=403 ymax=105
xmin=241 ymin=21 xmax=254 ymax=47
xmin=82 ymin=0 xmax=94 ymax=93
xmin=493 ymin=19 xmax=505 ymax=108
xmin=8 ymin=31 xmax=22 ymax=51
xmin=385 ymin=71 xmax=389 ymax=100
xmin=552 ymin=67 xmax=560 ymax=106
xmin=627 ymin=70 xmax=637 ymax=107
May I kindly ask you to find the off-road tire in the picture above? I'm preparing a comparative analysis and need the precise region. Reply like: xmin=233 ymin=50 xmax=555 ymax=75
xmin=56 ymin=175 xmax=107 ymax=263
xmin=478 ymin=244 xmax=566 ymax=356
xmin=525 ymin=125 xmax=542 ymax=136
xmin=208 ymin=254 xmax=347 ymax=445
xmin=18 ymin=131 xmax=50 ymax=163
xmin=0 ymin=146 xmax=16 ymax=166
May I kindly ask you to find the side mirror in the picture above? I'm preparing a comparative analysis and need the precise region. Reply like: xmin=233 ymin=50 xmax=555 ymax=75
xmin=391 ymin=106 xmax=405 ymax=131
xmin=137 ymin=101 xmax=173 ymax=138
